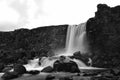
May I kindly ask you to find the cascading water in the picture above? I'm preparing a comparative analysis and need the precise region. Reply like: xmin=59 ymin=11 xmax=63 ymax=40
xmin=64 ymin=23 xmax=89 ymax=67
xmin=24 ymin=23 xmax=90 ymax=71
xmin=65 ymin=23 xmax=89 ymax=55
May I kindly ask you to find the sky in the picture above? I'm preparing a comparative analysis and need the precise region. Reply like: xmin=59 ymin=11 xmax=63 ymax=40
xmin=0 ymin=0 xmax=120 ymax=31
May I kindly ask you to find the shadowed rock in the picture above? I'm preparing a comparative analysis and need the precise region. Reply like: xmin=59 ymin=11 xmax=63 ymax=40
xmin=45 ymin=75 xmax=55 ymax=80
xmin=1 ymin=64 xmax=27 ymax=80
xmin=86 ymin=4 xmax=120 ymax=68
xmin=53 ymin=56 xmax=80 ymax=73
xmin=70 ymin=51 xmax=90 ymax=66
xmin=13 ymin=64 xmax=26 ymax=75
xmin=26 ymin=70 xmax=40 ymax=75
xmin=41 ymin=66 xmax=54 ymax=73
xmin=1 ymin=72 xmax=19 ymax=80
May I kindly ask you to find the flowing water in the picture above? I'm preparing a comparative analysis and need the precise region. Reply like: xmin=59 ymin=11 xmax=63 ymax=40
xmin=24 ymin=23 xmax=91 ymax=71
xmin=65 ymin=23 xmax=87 ymax=54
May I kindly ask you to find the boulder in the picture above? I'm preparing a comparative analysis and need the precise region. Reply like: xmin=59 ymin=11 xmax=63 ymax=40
xmin=53 ymin=60 xmax=80 ymax=73
xmin=1 ymin=72 xmax=19 ymax=80
xmin=1 ymin=64 xmax=26 ymax=80
xmin=45 ymin=75 xmax=55 ymax=80
xmin=110 ymin=68 xmax=120 ymax=76
xmin=26 ymin=70 xmax=40 ymax=75
xmin=59 ymin=77 xmax=73 ymax=80
xmin=41 ymin=66 xmax=53 ymax=72
xmin=13 ymin=64 xmax=26 ymax=75
xmin=72 ymin=51 xmax=89 ymax=65
xmin=0 ymin=63 xmax=4 ymax=72
xmin=2 ymin=66 xmax=13 ymax=72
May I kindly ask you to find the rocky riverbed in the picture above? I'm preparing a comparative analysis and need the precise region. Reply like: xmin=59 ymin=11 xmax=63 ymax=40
xmin=0 ymin=67 xmax=119 ymax=80
xmin=0 ymin=71 xmax=119 ymax=80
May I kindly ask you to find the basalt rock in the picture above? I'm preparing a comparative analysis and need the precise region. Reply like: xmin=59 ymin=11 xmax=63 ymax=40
xmin=0 ymin=63 xmax=5 ymax=72
xmin=45 ymin=75 xmax=55 ymax=80
xmin=41 ymin=66 xmax=54 ymax=72
xmin=1 ymin=72 xmax=19 ymax=80
xmin=13 ymin=64 xmax=26 ymax=75
xmin=26 ymin=70 xmax=40 ymax=75
xmin=53 ymin=60 xmax=80 ymax=73
xmin=1 ymin=64 xmax=27 ymax=80
xmin=70 ymin=51 xmax=89 ymax=65
xmin=2 ymin=66 xmax=13 ymax=73
xmin=86 ymin=4 xmax=120 ymax=68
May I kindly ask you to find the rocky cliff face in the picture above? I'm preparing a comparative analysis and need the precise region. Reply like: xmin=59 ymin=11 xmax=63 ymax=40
xmin=0 ymin=25 xmax=68 ymax=65
xmin=86 ymin=4 xmax=120 ymax=68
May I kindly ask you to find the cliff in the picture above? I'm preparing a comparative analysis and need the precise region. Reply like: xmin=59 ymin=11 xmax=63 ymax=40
xmin=86 ymin=4 xmax=120 ymax=68
xmin=0 ymin=25 xmax=68 ymax=65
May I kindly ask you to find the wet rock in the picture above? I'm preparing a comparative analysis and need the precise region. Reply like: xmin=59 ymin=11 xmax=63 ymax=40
xmin=110 ymin=68 xmax=120 ymax=76
xmin=2 ymin=66 xmax=13 ymax=72
xmin=53 ymin=60 xmax=80 ymax=73
xmin=13 ymin=64 xmax=26 ymax=75
xmin=59 ymin=77 xmax=73 ymax=80
xmin=1 ymin=72 xmax=19 ymax=80
xmin=0 ymin=63 xmax=5 ymax=72
xmin=26 ymin=70 xmax=40 ymax=75
xmin=82 ymin=72 xmax=98 ymax=76
xmin=71 ymin=51 xmax=89 ymax=65
xmin=41 ymin=66 xmax=53 ymax=72
xmin=45 ymin=75 xmax=55 ymax=80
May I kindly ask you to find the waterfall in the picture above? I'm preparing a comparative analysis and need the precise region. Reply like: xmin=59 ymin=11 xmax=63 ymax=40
xmin=24 ymin=23 xmax=90 ymax=71
xmin=65 ymin=23 xmax=89 ymax=55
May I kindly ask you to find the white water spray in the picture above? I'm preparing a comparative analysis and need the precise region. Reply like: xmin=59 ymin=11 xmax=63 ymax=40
xmin=65 ymin=23 xmax=88 ymax=54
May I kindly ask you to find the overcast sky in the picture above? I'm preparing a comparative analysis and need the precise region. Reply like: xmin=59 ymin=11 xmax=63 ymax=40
xmin=0 ymin=0 xmax=120 ymax=31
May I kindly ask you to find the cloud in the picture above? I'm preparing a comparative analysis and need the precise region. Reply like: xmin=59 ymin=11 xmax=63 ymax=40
xmin=0 ymin=0 xmax=20 ymax=23
xmin=0 ymin=0 xmax=120 ymax=31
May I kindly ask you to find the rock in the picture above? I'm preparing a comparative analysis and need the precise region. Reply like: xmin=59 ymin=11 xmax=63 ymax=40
xmin=2 ymin=66 xmax=13 ymax=72
xmin=1 ymin=72 xmax=19 ymax=80
xmin=1 ymin=64 xmax=26 ymax=80
xmin=53 ymin=60 xmax=80 ymax=73
xmin=59 ymin=77 xmax=73 ymax=80
xmin=26 ymin=70 xmax=40 ymax=75
xmin=71 ymin=51 xmax=89 ymax=65
xmin=45 ymin=75 xmax=55 ymax=80
xmin=41 ymin=66 xmax=53 ymax=72
xmin=110 ymin=68 xmax=120 ymax=76
xmin=13 ymin=64 xmax=26 ymax=75
xmin=0 ymin=63 xmax=5 ymax=72
xmin=86 ymin=4 xmax=120 ymax=67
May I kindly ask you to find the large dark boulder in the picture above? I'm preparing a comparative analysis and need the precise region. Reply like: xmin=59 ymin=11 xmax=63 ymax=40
xmin=0 ymin=63 xmax=4 ymax=72
xmin=86 ymin=4 xmax=120 ymax=68
xmin=59 ymin=77 xmax=73 ymax=80
xmin=2 ymin=66 xmax=13 ymax=73
xmin=41 ymin=66 xmax=53 ymax=72
xmin=13 ymin=64 xmax=26 ymax=75
xmin=1 ymin=64 xmax=27 ymax=80
xmin=1 ymin=72 xmax=19 ymax=80
xmin=26 ymin=70 xmax=40 ymax=75
xmin=53 ymin=60 xmax=80 ymax=73
xmin=45 ymin=75 xmax=55 ymax=80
